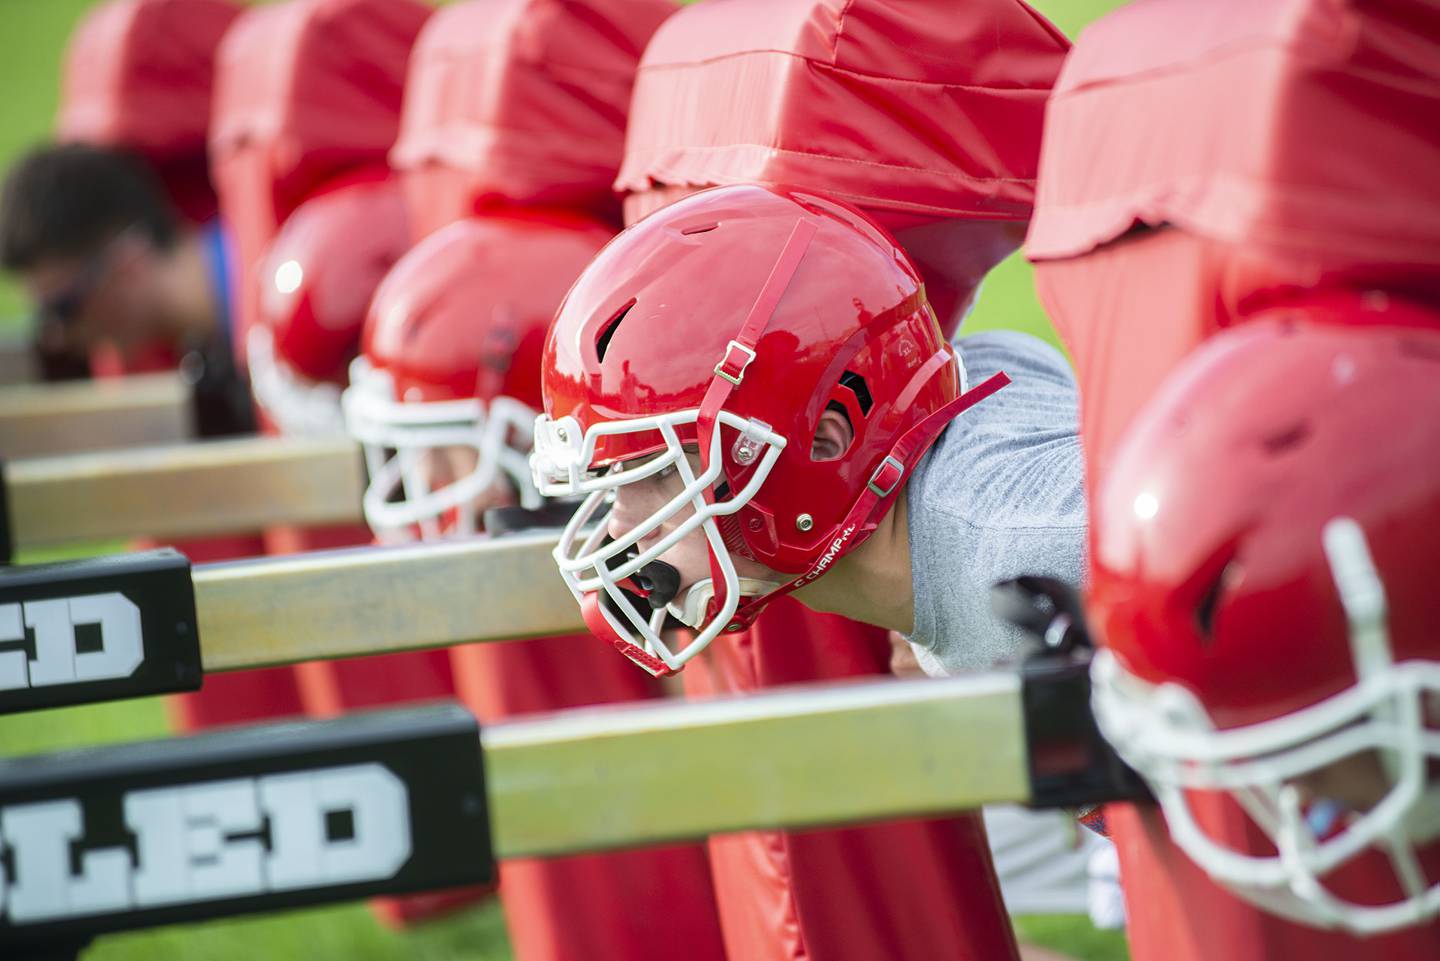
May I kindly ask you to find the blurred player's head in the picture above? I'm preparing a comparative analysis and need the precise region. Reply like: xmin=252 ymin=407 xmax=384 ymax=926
xmin=343 ymin=210 xmax=612 ymax=543
xmin=531 ymin=184 xmax=1004 ymax=676
xmin=249 ymin=178 xmax=410 ymax=436
xmin=1088 ymin=302 xmax=1440 ymax=935
xmin=0 ymin=143 xmax=181 ymax=358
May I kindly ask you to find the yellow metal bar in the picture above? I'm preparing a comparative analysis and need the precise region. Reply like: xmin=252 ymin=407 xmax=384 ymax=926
xmin=193 ymin=532 xmax=584 ymax=671
xmin=0 ymin=373 xmax=190 ymax=457
xmin=7 ymin=435 xmax=364 ymax=547
xmin=483 ymin=674 xmax=1030 ymax=857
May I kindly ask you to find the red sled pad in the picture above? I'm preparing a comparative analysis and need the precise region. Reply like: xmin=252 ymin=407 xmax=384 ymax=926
xmin=1026 ymin=0 xmax=1440 ymax=268
xmin=391 ymin=0 xmax=675 ymax=238
xmin=1106 ymin=803 xmax=1440 ymax=961
xmin=56 ymin=0 xmax=241 ymax=222
xmin=452 ymin=635 xmax=729 ymax=961
xmin=681 ymin=597 xmax=1023 ymax=961
xmin=209 ymin=0 xmax=428 ymax=315
xmin=1026 ymin=0 xmax=1440 ymax=478
xmin=617 ymin=0 xmax=1069 ymax=331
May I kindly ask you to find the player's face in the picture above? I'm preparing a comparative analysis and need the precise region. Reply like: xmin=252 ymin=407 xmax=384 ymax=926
xmin=419 ymin=445 xmax=516 ymax=528
xmin=1297 ymin=751 xmax=1389 ymax=815
xmin=605 ymin=448 xmax=772 ymax=593
xmin=606 ymin=450 xmax=709 ymax=589
xmin=1299 ymin=690 xmax=1440 ymax=818
xmin=22 ymin=236 xmax=155 ymax=357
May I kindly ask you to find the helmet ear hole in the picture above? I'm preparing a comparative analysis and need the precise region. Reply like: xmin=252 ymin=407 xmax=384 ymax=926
xmin=815 ymin=369 xmax=869 ymax=460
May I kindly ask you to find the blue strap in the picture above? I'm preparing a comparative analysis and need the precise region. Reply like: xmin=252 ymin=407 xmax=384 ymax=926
xmin=201 ymin=219 xmax=235 ymax=343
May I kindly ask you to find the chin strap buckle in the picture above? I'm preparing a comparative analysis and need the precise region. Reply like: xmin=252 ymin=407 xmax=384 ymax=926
xmin=713 ymin=340 xmax=757 ymax=387
xmin=866 ymin=456 xmax=905 ymax=498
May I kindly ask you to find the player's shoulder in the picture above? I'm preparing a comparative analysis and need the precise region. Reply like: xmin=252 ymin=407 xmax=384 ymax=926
xmin=912 ymin=326 xmax=1084 ymax=525
xmin=954 ymin=328 xmax=1075 ymax=390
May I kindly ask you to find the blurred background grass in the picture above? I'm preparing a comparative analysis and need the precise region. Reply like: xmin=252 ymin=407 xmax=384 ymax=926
xmin=0 ymin=0 xmax=1127 ymax=958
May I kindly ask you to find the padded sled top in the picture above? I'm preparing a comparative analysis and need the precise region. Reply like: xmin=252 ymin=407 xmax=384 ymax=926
xmin=1026 ymin=0 xmax=1440 ymax=264
xmin=391 ymin=0 xmax=674 ymax=228
xmin=617 ymin=0 xmax=1069 ymax=231
xmin=209 ymin=0 xmax=429 ymax=220
xmin=58 ymin=0 xmax=241 ymax=158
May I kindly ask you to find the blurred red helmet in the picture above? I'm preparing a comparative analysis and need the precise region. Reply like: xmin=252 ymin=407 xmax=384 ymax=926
xmin=531 ymin=184 xmax=1008 ymax=675
xmin=249 ymin=178 xmax=410 ymax=435
xmin=344 ymin=211 xmax=612 ymax=542
xmin=1088 ymin=300 xmax=1440 ymax=935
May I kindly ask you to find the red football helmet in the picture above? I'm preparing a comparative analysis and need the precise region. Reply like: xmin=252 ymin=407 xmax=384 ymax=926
xmin=1088 ymin=301 xmax=1440 ymax=934
xmin=249 ymin=177 xmax=410 ymax=435
xmin=343 ymin=211 xmax=613 ymax=542
xmin=531 ymin=184 xmax=1008 ymax=675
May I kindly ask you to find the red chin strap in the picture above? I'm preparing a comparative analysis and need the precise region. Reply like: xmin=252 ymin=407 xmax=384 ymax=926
xmin=695 ymin=218 xmax=820 ymax=624
xmin=721 ymin=368 xmax=1013 ymax=634
xmin=580 ymin=592 xmax=675 ymax=677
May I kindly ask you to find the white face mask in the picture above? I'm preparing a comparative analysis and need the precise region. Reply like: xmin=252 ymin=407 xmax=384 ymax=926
xmin=342 ymin=356 xmax=540 ymax=544
xmin=246 ymin=325 xmax=346 ymax=437
xmin=1092 ymin=518 xmax=1440 ymax=936
xmin=529 ymin=408 xmax=787 ymax=673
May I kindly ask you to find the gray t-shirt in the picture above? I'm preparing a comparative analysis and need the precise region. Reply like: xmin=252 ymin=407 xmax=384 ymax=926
xmin=905 ymin=330 xmax=1086 ymax=676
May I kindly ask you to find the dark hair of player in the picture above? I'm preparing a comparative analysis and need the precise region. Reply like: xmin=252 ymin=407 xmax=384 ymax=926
xmin=0 ymin=142 xmax=178 ymax=271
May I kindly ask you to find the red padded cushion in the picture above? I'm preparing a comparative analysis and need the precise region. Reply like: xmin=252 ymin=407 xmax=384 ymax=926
xmin=392 ymin=0 xmax=674 ymax=237
xmin=210 ymin=0 xmax=428 ymax=259
xmin=617 ymin=0 xmax=1069 ymax=330
xmin=57 ymin=0 xmax=241 ymax=221
xmin=1026 ymin=0 xmax=1440 ymax=266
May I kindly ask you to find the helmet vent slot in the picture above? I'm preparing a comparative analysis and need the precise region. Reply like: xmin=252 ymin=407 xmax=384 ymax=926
xmin=595 ymin=300 xmax=635 ymax=363
xmin=838 ymin=370 xmax=873 ymax=415
xmin=681 ymin=222 xmax=719 ymax=235
xmin=1194 ymin=568 xmax=1228 ymax=642
xmin=1262 ymin=421 xmax=1310 ymax=455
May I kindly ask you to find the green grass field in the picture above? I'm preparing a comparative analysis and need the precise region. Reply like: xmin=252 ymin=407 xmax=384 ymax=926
xmin=0 ymin=1 xmax=1128 ymax=958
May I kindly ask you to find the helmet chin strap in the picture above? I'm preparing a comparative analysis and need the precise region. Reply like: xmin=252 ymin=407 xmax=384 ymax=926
xmin=669 ymin=576 xmax=782 ymax=630
xmin=719 ymin=368 xmax=1012 ymax=634
xmin=695 ymin=218 xmax=820 ymax=624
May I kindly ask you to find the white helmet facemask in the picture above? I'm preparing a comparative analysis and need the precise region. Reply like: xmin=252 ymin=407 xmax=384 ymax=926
xmin=342 ymin=356 xmax=540 ymax=544
xmin=529 ymin=408 xmax=786 ymax=672
xmin=246 ymin=325 xmax=346 ymax=437
xmin=1092 ymin=518 xmax=1440 ymax=936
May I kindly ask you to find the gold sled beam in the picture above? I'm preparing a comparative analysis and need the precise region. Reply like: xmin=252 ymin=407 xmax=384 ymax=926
xmin=7 ymin=435 xmax=365 ymax=548
xmin=0 ymin=373 xmax=190 ymax=458
xmin=193 ymin=531 xmax=584 ymax=671
xmin=484 ymin=673 xmax=1031 ymax=857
